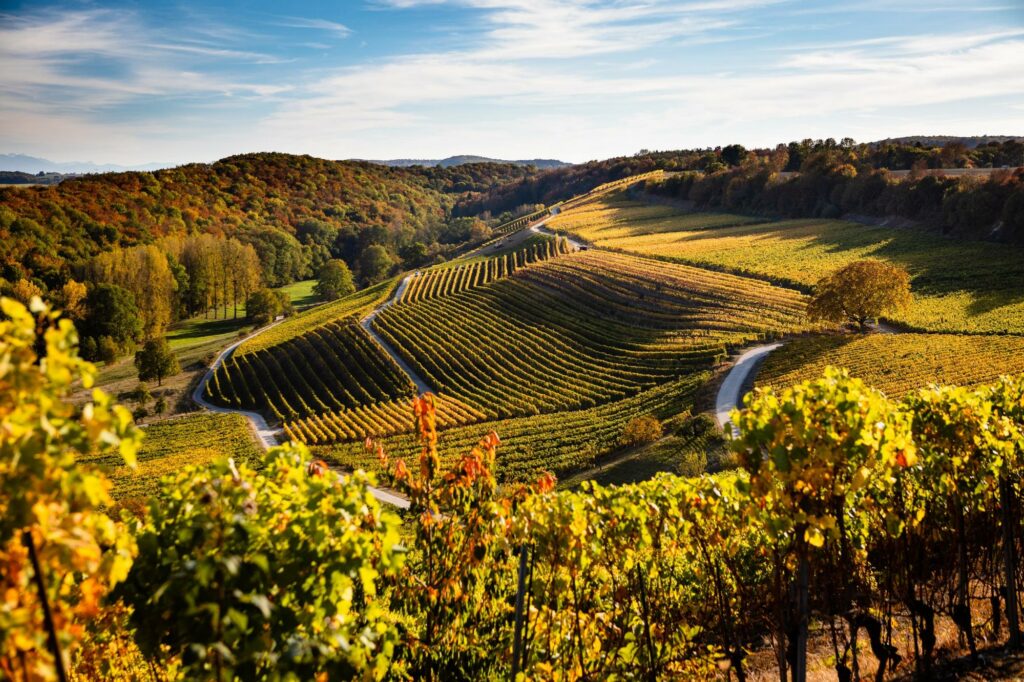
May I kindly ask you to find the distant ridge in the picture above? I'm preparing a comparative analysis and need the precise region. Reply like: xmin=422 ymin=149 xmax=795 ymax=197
xmin=870 ymin=135 xmax=1023 ymax=148
xmin=0 ymin=153 xmax=173 ymax=174
xmin=366 ymin=155 xmax=569 ymax=169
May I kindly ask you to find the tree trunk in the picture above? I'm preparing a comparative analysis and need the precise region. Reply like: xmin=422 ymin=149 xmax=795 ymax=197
xmin=794 ymin=550 xmax=809 ymax=682
xmin=1002 ymin=477 xmax=1021 ymax=648
xmin=24 ymin=531 xmax=68 ymax=682
xmin=955 ymin=500 xmax=978 ymax=657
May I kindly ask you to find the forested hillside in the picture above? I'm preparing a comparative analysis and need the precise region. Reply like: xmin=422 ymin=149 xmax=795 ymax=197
xmin=0 ymin=152 xmax=536 ymax=289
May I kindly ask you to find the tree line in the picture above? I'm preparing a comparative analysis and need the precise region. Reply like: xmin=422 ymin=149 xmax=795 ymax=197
xmin=459 ymin=138 xmax=1024 ymax=232
xmin=646 ymin=156 xmax=1024 ymax=242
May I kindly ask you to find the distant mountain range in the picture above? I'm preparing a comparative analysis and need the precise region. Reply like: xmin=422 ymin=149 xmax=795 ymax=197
xmin=367 ymin=155 xmax=569 ymax=169
xmin=0 ymin=154 xmax=173 ymax=174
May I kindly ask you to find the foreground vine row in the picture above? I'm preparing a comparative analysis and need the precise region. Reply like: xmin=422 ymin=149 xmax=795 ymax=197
xmin=8 ymin=299 xmax=1024 ymax=682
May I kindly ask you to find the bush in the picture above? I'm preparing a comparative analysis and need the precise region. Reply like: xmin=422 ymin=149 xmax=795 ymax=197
xmin=114 ymin=447 xmax=403 ymax=680
xmin=96 ymin=335 xmax=119 ymax=364
xmin=619 ymin=415 xmax=663 ymax=447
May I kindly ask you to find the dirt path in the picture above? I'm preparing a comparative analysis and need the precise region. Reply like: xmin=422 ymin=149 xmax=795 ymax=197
xmin=360 ymin=274 xmax=435 ymax=394
xmin=714 ymin=342 xmax=785 ymax=436
xmin=193 ymin=317 xmax=411 ymax=509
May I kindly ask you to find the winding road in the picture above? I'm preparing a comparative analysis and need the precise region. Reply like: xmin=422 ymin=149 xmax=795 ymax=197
xmin=359 ymin=275 xmax=435 ymax=395
xmin=714 ymin=342 xmax=784 ymax=437
xmin=193 ymin=314 xmax=411 ymax=509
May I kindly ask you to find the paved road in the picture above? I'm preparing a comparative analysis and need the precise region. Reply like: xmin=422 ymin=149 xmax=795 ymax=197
xmin=193 ymin=317 xmax=411 ymax=509
xmin=715 ymin=342 xmax=784 ymax=437
xmin=359 ymin=274 xmax=435 ymax=395
xmin=530 ymin=222 xmax=584 ymax=250
xmin=192 ymin=321 xmax=286 ymax=449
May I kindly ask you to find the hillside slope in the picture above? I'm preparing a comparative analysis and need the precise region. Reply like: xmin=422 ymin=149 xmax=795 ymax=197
xmin=0 ymin=152 xmax=537 ymax=286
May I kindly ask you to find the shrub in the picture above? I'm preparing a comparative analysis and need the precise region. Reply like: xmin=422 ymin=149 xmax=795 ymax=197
xmin=619 ymin=415 xmax=663 ymax=447
xmin=96 ymin=335 xmax=119 ymax=363
xmin=115 ymin=447 xmax=404 ymax=680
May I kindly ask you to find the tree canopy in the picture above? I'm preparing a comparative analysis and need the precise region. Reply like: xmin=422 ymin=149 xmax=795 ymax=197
xmin=313 ymin=259 xmax=355 ymax=301
xmin=807 ymin=259 xmax=912 ymax=329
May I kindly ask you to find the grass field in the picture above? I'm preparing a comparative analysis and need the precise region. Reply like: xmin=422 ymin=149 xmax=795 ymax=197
xmin=82 ymin=413 xmax=262 ymax=503
xmin=756 ymin=333 xmax=1024 ymax=398
xmin=547 ymin=195 xmax=1024 ymax=334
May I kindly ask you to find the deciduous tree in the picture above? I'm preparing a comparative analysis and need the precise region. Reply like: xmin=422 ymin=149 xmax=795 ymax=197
xmin=134 ymin=338 xmax=180 ymax=386
xmin=807 ymin=259 xmax=911 ymax=329
xmin=314 ymin=259 xmax=355 ymax=301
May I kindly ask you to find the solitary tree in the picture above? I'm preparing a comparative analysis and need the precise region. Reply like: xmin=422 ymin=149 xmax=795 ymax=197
xmin=134 ymin=338 xmax=180 ymax=386
xmin=807 ymin=260 xmax=911 ymax=330
xmin=314 ymin=259 xmax=356 ymax=301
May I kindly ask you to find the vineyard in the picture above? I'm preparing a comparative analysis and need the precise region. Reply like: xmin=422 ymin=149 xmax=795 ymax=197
xmin=284 ymin=392 xmax=486 ymax=444
xmin=555 ymin=169 xmax=666 ymax=212
xmin=547 ymin=194 xmax=1024 ymax=334
xmin=483 ymin=170 xmax=667 ymax=243
xmin=370 ymin=249 xmax=810 ymax=423
xmin=204 ymin=319 xmax=414 ymax=421
xmin=235 ymin=276 xmax=400 ymax=354
xmin=758 ymin=333 xmax=1024 ymax=397
xmin=398 ymin=237 xmax=572 ymax=303
xmin=316 ymin=372 xmax=710 ymax=481
xmin=79 ymin=413 xmax=262 ymax=503
xmin=493 ymin=206 xmax=550 ymax=235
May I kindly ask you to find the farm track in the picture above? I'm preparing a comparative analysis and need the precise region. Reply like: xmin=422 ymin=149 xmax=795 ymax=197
xmin=715 ymin=343 xmax=785 ymax=437
xmin=360 ymin=274 xmax=435 ymax=394
xmin=193 ymin=317 xmax=411 ymax=509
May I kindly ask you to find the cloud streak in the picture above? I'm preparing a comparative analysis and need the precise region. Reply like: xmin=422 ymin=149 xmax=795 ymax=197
xmin=0 ymin=1 xmax=1021 ymax=164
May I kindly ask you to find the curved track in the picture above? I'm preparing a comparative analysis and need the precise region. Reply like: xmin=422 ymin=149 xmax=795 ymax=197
xmin=193 ymin=317 xmax=410 ymax=509
xmin=714 ymin=342 xmax=784 ymax=437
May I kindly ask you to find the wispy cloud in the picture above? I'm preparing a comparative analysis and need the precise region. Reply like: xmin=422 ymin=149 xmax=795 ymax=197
xmin=0 ymin=8 xmax=288 ymax=113
xmin=0 ymin=0 xmax=1021 ymax=165
xmin=275 ymin=17 xmax=353 ymax=38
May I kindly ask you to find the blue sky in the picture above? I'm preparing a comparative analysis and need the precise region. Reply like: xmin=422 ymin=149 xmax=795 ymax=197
xmin=1 ymin=0 xmax=1022 ymax=165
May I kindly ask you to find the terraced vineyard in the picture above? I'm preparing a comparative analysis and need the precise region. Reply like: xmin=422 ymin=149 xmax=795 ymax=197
xmin=204 ymin=320 xmax=414 ymax=421
xmin=284 ymin=393 xmax=486 ymax=444
xmin=316 ymin=372 xmax=709 ymax=482
xmin=237 ymin=276 xmax=400 ymax=354
xmin=399 ymin=238 xmax=572 ymax=304
xmin=548 ymin=195 xmax=1024 ymax=334
xmin=370 ymin=249 xmax=809 ymax=421
xmin=757 ymin=333 xmax=1024 ymax=397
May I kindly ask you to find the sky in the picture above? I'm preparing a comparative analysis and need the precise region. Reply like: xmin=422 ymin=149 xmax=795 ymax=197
xmin=0 ymin=0 xmax=1022 ymax=166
